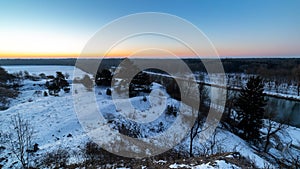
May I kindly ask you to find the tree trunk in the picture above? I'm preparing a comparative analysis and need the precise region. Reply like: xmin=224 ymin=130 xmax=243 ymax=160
xmin=264 ymin=133 xmax=271 ymax=152
xmin=189 ymin=129 xmax=193 ymax=157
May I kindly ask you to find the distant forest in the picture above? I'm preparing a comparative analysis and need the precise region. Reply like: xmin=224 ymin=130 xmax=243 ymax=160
xmin=1 ymin=58 xmax=300 ymax=81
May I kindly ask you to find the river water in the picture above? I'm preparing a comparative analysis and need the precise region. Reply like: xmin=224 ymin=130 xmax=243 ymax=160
xmin=208 ymin=86 xmax=300 ymax=127
xmin=266 ymin=96 xmax=300 ymax=127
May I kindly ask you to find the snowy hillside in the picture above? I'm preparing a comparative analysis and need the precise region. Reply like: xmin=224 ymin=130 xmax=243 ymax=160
xmin=0 ymin=66 xmax=299 ymax=168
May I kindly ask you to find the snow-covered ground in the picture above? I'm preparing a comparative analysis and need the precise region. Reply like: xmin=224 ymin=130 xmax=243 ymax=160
xmin=0 ymin=66 xmax=299 ymax=168
xmin=0 ymin=66 xmax=88 ymax=168
xmin=169 ymin=160 xmax=240 ymax=169
xmin=3 ymin=66 xmax=75 ymax=79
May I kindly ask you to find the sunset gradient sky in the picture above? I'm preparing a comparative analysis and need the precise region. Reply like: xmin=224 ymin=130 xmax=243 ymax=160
xmin=0 ymin=0 xmax=299 ymax=58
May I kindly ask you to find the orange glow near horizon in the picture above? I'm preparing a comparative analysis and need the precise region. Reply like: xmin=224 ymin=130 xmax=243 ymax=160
xmin=1 ymin=51 xmax=299 ymax=59
xmin=0 ymin=49 xmax=200 ymax=59
xmin=2 ymin=48 xmax=299 ymax=59
xmin=1 ymin=45 xmax=299 ymax=59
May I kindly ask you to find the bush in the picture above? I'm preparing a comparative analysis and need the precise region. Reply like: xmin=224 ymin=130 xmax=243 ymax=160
xmin=106 ymin=88 xmax=112 ymax=95
xmin=142 ymin=96 xmax=147 ymax=102
xmin=83 ymin=141 xmax=101 ymax=164
xmin=166 ymin=105 xmax=177 ymax=117
xmin=41 ymin=147 xmax=70 ymax=168
xmin=82 ymin=141 xmax=119 ymax=166
xmin=95 ymin=69 xmax=112 ymax=86
xmin=63 ymin=87 xmax=71 ymax=93
xmin=0 ymin=67 xmax=15 ymax=83
xmin=43 ymin=91 xmax=48 ymax=96
xmin=46 ymin=72 xmax=69 ymax=96
xmin=39 ymin=73 xmax=47 ymax=79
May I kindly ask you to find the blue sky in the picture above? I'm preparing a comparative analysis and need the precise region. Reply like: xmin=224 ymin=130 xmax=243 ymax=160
xmin=0 ymin=0 xmax=299 ymax=57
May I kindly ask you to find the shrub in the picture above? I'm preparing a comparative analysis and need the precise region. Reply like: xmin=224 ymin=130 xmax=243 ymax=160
xmin=142 ymin=96 xmax=147 ymax=102
xmin=41 ymin=147 xmax=70 ymax=168
xmin=46 ymin=72 xmax=69 ymax=96
xmin=106 ymin=88 xmax=112 ymax=95
xmin=43 ymin=91 xmax=48 ymax=96
xmin=82 ymin=141 xmax=119 ymax=166
xmin=166 ymin=105 xmax=177 ymax=117
xmin=63 ymin=87 xmax=71 ymax=93
xmin=95 ymin=69 xmax=112 ymax=86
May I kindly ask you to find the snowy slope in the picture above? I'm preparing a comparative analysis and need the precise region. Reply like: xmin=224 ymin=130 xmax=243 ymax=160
xmin=1 ymin=66 xmax=298 ymax=168
xmin=0 ymin=66 xmax=88 ymax=168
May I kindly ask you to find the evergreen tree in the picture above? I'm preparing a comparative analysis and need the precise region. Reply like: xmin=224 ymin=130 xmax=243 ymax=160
xmin=236 ymin=76 xmax=267 ymax=143
xmin=95 ymin=69 xmax=112 ymax=86
xmin=46 ymin=72 xmax=69 ymax=95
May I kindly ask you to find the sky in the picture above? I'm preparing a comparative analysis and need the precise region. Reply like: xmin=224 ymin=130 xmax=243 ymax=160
xmin=0 ymin=0 xmax=299 ymax=58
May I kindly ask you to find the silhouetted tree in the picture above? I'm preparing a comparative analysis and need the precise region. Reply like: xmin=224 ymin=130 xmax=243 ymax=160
xmin=55 ymin=72 xmax=69 ymax=88
xmin=199 ymin=83 xmax=208 ymax=107
xmin=166 ymin=78 xmax=181 ymax=100
xmin=106 ymin=88 xmax=112 ymax=96
xmin=236 ymin=76 xmax=267 ymax=143
xmin=0 ymin=67 xmax=15 ymax=83
xmin=130 ymin=72 xmax=150 ymax=86
xmin=95 ymin=69 xmax=112 ymax=86
xmin=189 ymin=78 xmax=209 ymax=157
xmin=46 ymin=72 xmax=69 ymax=96
xmin=293 ymin=66 xmax=300 ymax=96
xmin=129 ymin=72 xmax=151 ymax=97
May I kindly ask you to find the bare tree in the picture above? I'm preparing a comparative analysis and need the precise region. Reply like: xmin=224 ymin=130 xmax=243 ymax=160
xmin=9 ymin=113 xmax=34 ymax=169
xmin=200 ymin=129 xmax=220 ymax=156
xmin=188 ymin=77 xmax=208 ymax=157
xmin=290 ymin=154 xmax=300 ymax=169
xmin=189 ymin=109 xmax=202 ymax=157
xmin=263 ymin=111 xmax=288 ymax=153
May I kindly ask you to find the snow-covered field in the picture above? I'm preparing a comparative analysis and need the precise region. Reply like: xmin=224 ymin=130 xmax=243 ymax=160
xmin=3 ymin=66 xmax=76 ymax=79
xmin=0 ymin=66 xmax=299 ymax=168
xmin=0 ymin=66 xmax=88 ymax=167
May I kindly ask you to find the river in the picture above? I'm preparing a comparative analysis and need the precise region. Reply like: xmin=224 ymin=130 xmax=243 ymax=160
xmin=208 ymin=86 xmax=300 ymax=127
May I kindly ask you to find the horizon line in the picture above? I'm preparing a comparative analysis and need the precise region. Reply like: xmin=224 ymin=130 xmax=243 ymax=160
xmin=1 ymin=55 xmax=300 ymax=59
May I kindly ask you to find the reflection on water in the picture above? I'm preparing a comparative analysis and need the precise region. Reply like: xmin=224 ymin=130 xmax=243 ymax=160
xmin=267 ymin=97 xmax=300 ymax=127
xmin=208 ymin=86 xmax=300 ymax=127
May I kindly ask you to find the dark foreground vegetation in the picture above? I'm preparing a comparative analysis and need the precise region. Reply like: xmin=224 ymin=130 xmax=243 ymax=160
xmin=38 ymin=141 xmax=254 ymax=169
xmin=0 ymin=67 xmax=20 ymax=110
